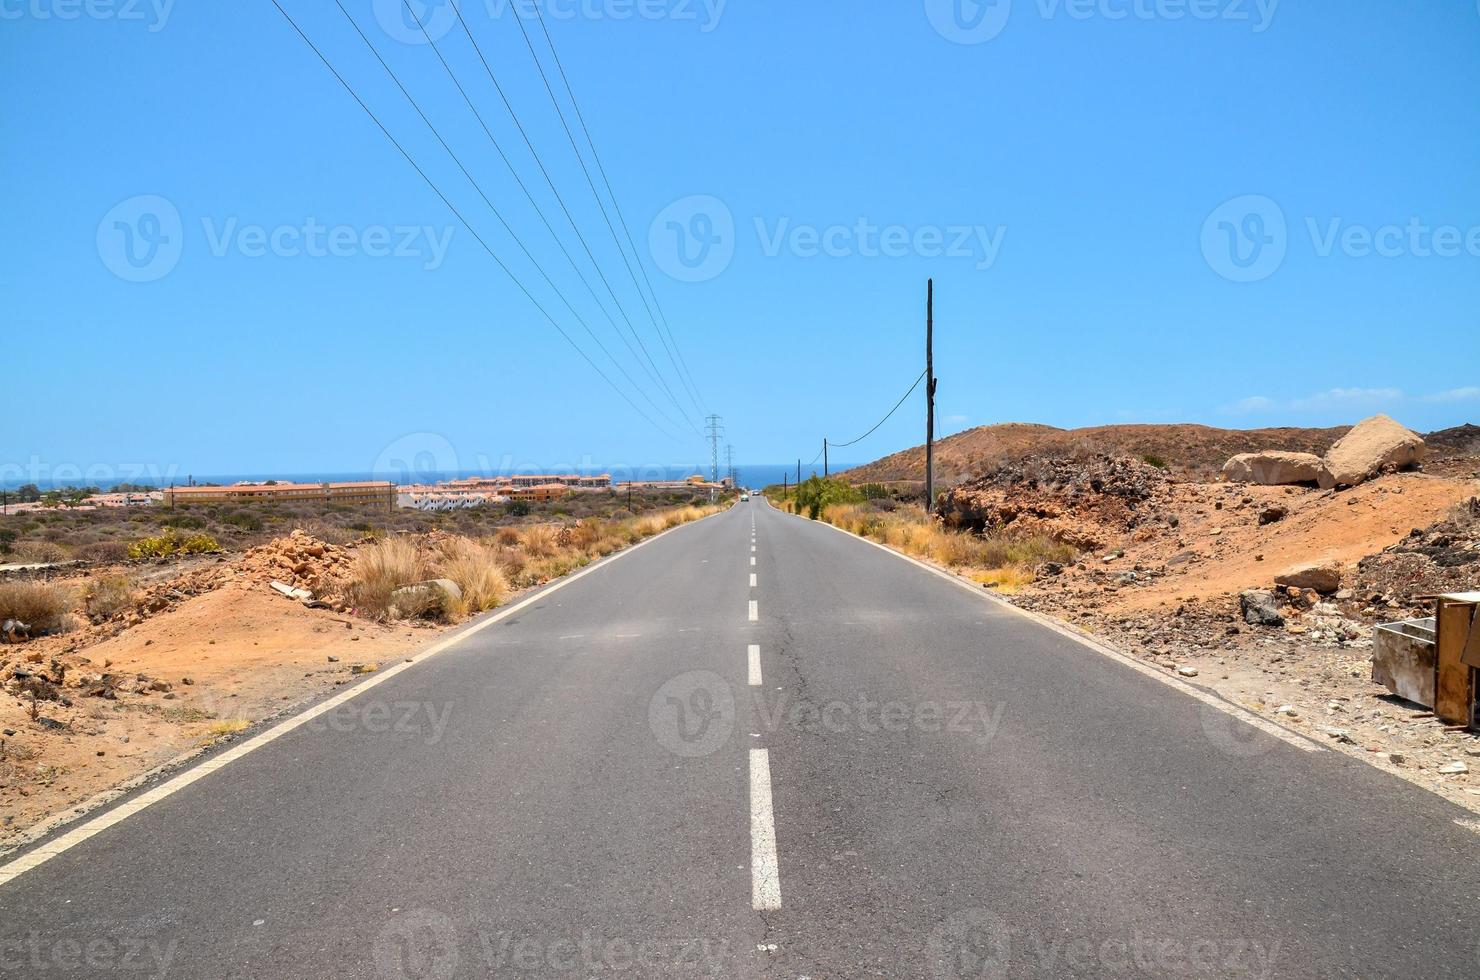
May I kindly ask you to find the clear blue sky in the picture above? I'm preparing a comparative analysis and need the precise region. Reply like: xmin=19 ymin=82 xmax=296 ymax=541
xmin=4 ymin=0 xmax=1478 ymax=484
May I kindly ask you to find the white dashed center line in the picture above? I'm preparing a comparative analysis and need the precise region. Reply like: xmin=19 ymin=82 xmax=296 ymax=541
xmin=748 ymin=599 xmax=759 ymax=622
xmin=750 ymin=573 xmax=757 ymax=588
xmin=749 ymin=748 xmax=783 ymax=910
xmin=748 ymin=644 xmax=762 ymax=686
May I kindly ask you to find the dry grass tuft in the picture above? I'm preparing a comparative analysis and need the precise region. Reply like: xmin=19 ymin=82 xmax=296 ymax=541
xmin=0 ymin=581 xmax=73 ymax=632
xmin=821 ymin=502 xmax=1075 ymax=581
xmin=347 ymin=536 xmax=427 ymax=620
xmin=518 ymin=525 xmax=559 ymax=559
xmin=437 ymin=538 xmax=508 ymax=614
xmin=81 ymin=574 xmax=136 ymax=622
xmin=342 ymin=503 xmax=722 ymax=622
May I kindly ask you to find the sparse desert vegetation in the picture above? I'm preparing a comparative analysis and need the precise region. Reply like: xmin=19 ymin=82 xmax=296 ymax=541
xmin=0 ymin=487 xmax=715 ymax=568
xmin=768 ymin=477 xmax=1074 ymax=591
xmin=0 ymin=580 xmax=73 ymax=633
xmin=0 ymin=496 xmax=727 ymax=844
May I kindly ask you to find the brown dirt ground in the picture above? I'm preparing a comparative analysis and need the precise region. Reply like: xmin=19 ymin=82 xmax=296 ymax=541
xmin=1002 ymin=470 xmax=1480 ymax=810
xmin=1 ymin=584 xmax=434 ymax=848
xmin=1083 ymin=474 xmax=1475 ymax=612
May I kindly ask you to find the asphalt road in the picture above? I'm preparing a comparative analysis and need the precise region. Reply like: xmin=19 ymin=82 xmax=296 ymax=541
xmin=2 ymin=498 xmax=1478 ymax=979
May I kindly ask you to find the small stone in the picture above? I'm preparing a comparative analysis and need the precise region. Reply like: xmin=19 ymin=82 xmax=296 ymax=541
xmin=1438 ymin=761 xmax=1469 ymax=775
xmin=1176 ymin=666 xmax=1198 ymax=677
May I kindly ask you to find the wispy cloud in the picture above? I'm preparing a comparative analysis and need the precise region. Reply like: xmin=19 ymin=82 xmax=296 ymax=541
xmin=1224 ymin=395 xmax=1277 ymax=414
xmin=1222 ymin=388 xmax=1403 ymax=416
xmin=1290 ymin=387 xmax=1403 ymax=411
xmin=1422 ymin=386 xmax=1480 ymax=404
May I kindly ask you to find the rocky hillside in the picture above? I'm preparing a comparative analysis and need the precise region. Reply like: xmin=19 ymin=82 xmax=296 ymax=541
xmin=1427 ymin=423 xmax=1480 ymax=456
xmin=842 ymin=422 xmax=1351 ymax=485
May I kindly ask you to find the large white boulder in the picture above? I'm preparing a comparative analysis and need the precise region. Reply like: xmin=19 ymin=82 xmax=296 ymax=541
xmin=1318 ymin=415 xmax=1425 ymax=489
xmin=1222 ymin=451 xmax=1326 ymax=486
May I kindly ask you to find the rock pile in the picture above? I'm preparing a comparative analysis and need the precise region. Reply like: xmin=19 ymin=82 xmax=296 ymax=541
xmin=1354 ymin=499 xmax=1480 ymax=603
xmin=231 ymin=530 xmax=355 ymax=600
xmin=938 ymin=454 xmax=1171 ymax=551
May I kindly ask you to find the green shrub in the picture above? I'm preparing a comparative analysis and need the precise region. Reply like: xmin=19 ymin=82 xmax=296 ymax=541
xmin=795 ymin=476 xmax=864 ymax=521
xmin=128 ymin=530 xmax=221 ymax=559
xmin=224 ymin=510 xmax=263 ymax=531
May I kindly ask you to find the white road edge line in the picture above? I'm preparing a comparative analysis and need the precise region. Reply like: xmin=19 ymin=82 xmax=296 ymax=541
xmin=748 ymin=644 xmax=763 ymax=686
xmin=749 ymin=748 xmax=783 ymax=910
xmin=787 ymin=510 xmax=1323 ymax=755
xmin=0 ymin=508 xmax=731 ymax=890
xmin=748 ymin=599 xmax=759 ymax=622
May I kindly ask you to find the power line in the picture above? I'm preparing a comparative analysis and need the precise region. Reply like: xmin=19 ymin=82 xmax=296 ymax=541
xmin=385 ymin=0 xmax=690 ymax=434
xmin=442 ymin=1 xmax=701 ymax=436
xmin=267 ymin=0 xmax=678 ymax=442
xmin=831 ymin=369 xmax=928 ymax=448
xmin=507 ymin=9 xmax=699 ymax=423
xmin=527 ymin=4 xmax=707 ymax=417
xmin=331 ymin=0 xmax=686 ymax=436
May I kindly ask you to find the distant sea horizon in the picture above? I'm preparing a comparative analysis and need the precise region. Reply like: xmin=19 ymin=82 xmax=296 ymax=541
xmin=2 ymin=463 xmax=860 ymax=493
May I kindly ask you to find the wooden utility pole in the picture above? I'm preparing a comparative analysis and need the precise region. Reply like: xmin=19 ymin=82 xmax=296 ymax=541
xmin=823 ymin=438 xmax=829 ymax=478
xmin=925 ymin=278 xmax=936 ymax=517
xmin=796 ymin=459 xmax=801 ymax=486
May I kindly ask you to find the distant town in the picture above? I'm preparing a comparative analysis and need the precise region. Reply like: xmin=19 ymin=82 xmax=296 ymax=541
xmin=1 ymin=471 xmax=736 ymax=515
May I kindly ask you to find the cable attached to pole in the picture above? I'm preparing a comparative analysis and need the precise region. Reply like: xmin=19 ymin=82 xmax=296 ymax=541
xmin=830 ymin=369 xmax=928 ymax=448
